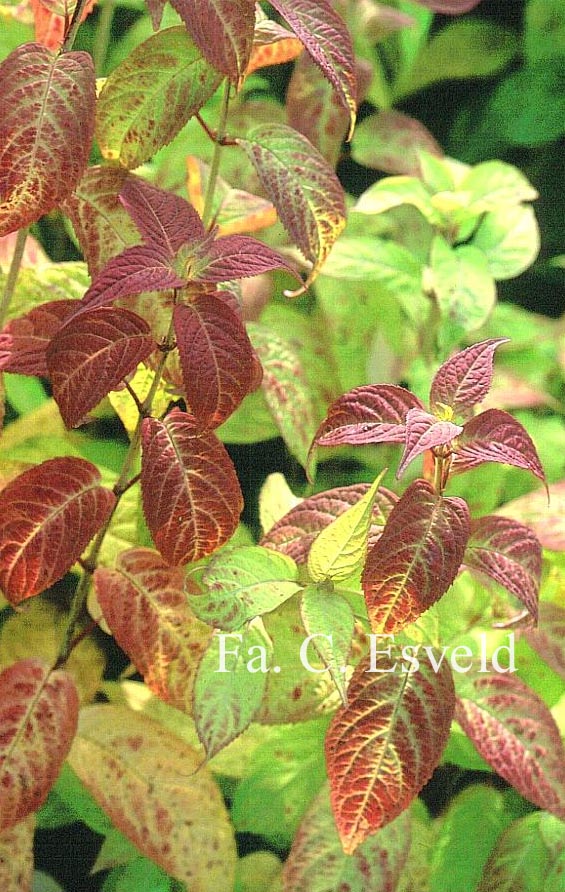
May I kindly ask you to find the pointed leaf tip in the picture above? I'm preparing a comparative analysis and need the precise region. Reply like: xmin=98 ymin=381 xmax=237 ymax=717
xmin=430 ymin=338 xmax=510 ymax=419
xmin=397 ymin=408 xmax=463 ymax=478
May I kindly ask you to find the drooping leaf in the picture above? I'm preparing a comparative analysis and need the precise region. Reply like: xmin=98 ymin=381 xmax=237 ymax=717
xmin=283 ymin=784 xmax=411 ymax=891
xmin=169 ymin=0 xmax=255 ymax=84
xmin=0 ymin=814 xmax=34 ymax=892
xmin=455 ymin=674 xmax=565 ymax=819
xmin=452 ymin=409 xmax=546 ymax=485
xmin=141 ymin=408 xmax=242 ymax=565
xmin=0 ymin=300 xmax=77 ymax=376
xmin=523 ymin=603 xmax=565 ymax=680
xmin=96 ymin=27 xmax=222 ymax=168
xmin=67 ymin=704 xmax=237 ymax=889
xmin=237 ymin=124 xmax=346 ymax=292
xmin=326 ymin=649 xmax=455 ymax=853
xmin=0 ymin=458 xmax=116 ymax=603
xmin=261 ymin=483 xmax=397 ymax=565
xmin=429 ymin=338 xmax=509 ymax=419
xmin=0 ymin=43 xmax=95 ymax=235
xmin=194 ymin=622 xmax=271 ymax=758
xmin=463 ymin=516 xmax=542 ymax=621
xmin=80 ymin=245 xmax=186 ymax=310
xmin=47 ymin=306 xmax=154 ymax=428
xmin=362 ymin=480 xmax=470 ymax=634
xmin=95 ymin=547 xmax=211 ymax=712
xmin=299 ymin=586 xmax=354 ymax=705
xmin=476 ymin=811 xmax=565 ymax=892
xmin=269 ymin=0 xmax=356 ymax=138
xmin=190 ymin=545 xmax=301 ymax=631
xmin=0 ymin=658 xmax=79 ymax=831
xmin=397 ymin=408 xmax=463 ymax=478
xmin=351 ymin=109 xmax=443 ymax=176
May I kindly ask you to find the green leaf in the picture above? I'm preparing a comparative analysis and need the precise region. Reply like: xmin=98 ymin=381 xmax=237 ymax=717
xmin=4 ymin=374 xmax=46 ymax=415
xmin=54 ymin=764 xmax=113 ymax=835
xmin=91 ymin=828 xmax=141 ymax=873
xmin=103 ymin=857 xmax=172 ymax=892
xmin=216 ymin=388 xmax=279 ymax=445
xmin=0 ymin=261 xmax=87 ymax=324
xmin=476 ymin=812 xmax=565 ymax=892
xmin=484 ymin=59 xmax=565 ymax=147
xmin=299 ymin=586 xmax=354 ymax=705
xmin=190 ymin=545 xmax=301 ymax=631
xmin=351 ymin=110 xmax=442 ymax=177
xmin=96 ymin=27 xmax=222 ymax=168
xmin=473 ymin=205 xmax=541 ymax=279
xmin=430 ymin=237 xmax=496 ymax=346
xmin=355 ymin=176 xmax=438 ymax=223
xmin=525 ymin=0 xmax=565 ymax=66
xmin=462 ymin=161 xmax=538 ymax=213
xmin=307 ymin=471 xmax=386 ymax=583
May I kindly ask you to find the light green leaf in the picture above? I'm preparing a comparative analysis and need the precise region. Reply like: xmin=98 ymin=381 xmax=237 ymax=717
xmin=92 ymin=828 xmax=140 ymax=874
xmin=462 ymin=161 xmax=538 ymax=213
xmin=104 ymin=857 xmax=172 ymax=892
xmin=0 ymin=261 xmax=87 ymax=323
xmin=4 ymin=374 xmax=46 ymax=414
xmin=430 ymin=236 xmax=496 ymax=345
xmin=299 ymin=586 xmax=354 ymax=705
xmin=419 ymin=150 xmax=456 ymax=193
xmin=355 ymin=176 xmax=438 ymax=223
xmin=476 ymin=812 xmax=565 ymax=892
xmin=108 ymin=364 xmax=170 ymax=438
xmin=216 ymin=388 xmax=279 ymax=445
xmin=308 ymin=472 xmax=386 ymax=583
xmin=473 ymin=205 xmax=541 ymax=279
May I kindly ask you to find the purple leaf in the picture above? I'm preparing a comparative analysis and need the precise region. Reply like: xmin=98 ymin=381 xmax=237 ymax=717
xmin=170 ymin=0 xmax=255 ymax=84
xmin=415 ymin=0 xmax=483 ymax=13
xmin=463 ymin=515 xmax=542 ymax=621
xmin=119 ymin=177 xmax=205 ymax=257
xmin=0 ymin=300 xmax=77 ymax=376
xmin=397 ymin=407 xmax=463 ymax=478
xmin=196 ymin=234 xmax=298 ymax=282
xmin=452 ymin=409 xmax=546 ymax=485
xmin=522 ymin=603 xmax=565 ymax=679
xmin=81 ymin=245 xmax=186 ymax=309
xmin=429 ymin=338 xmax=509 ymax=419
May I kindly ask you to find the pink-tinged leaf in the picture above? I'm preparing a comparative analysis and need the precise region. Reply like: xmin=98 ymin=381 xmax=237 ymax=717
xmin=522 ymin=602 xmax=565 ymax=680
xmin=81 ymin=245 xmax=186 ymax=310
xmin=455 ymin=675 xmax=565 ymax=819
xmin=283 ymin=783 xmax=411 ymax=891
xmin=141 ymin=409 xmax=242 ymax=565
xmin=397 ymin=407 xmax=463 ymax=478
xmin=196 ymin=234 xmax=298 ymax=282
xmin=0 ymin=43 xmax=95 ymax=236
xmin=312 ymin=384 xmax=424 ymax=452
xmin=326 ymin=650 xmax=455 ymax=854
xmin=145 ymin=0 xmax=166 ymax=30
xmin=362 ymin=480 xmax=470 ymax=634
xmin=0 ymin=300 xmax=77 ymax=376
xmin=429 ymin=338 xmax=509 ymax=418
xmin=47 ymin=306 xmax=154 ymax=428
xmin=352 ymin=109 xmax=443 ymax=177
xmin=237 ymin=124 xmax=346 ymax=292
xmin=261 ymin=483 xmax=397 ymax=564
xmin=68 ymin=705 xmax=237 ymax=889
xmin=0 ymin=458 xmax=116 ymax=603
xmin=415 ymin=0 xmax=483 ymax=13
xmin=0 ymin=658 xmax=79 ymax=831
xmin=95 ymin=547 xmax=212 ymax=711
xmin=119 ymin=175 xmax=205 ymax=257
xmin=170 ymin=0 xmax=255 ymax=84
xmin=496 ymin=480 xmax=565 ymax=552
xmin=269 ymin=0 xmax=357 ymax=138
xmin=452 ymin=409 xmax=546 ymax=485
xmin=463 ymin=515 xmax=541 ymax=621
xmin=0 ymin=814 xmax=34 ymax=892
xmin=174 ymin=295 xmax=260 ymax=430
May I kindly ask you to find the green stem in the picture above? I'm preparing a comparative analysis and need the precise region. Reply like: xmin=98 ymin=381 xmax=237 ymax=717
xmin=201 ymin=78 xmax=231 ymax=230
xmin=62 ymin=0 xmax=92 ymax=52
xmin=0 ymin=227 xmax=28 ymax=328
xmin=93 ymin=0 xmax=116 ymax=75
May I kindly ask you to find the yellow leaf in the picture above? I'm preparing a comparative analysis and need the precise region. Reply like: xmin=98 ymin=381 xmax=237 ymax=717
xmin=0 ymin=814 xmax=34 ymax=892
xmin=259 ymin=472 xmax=302 ymax=535
xmin=108 ymin=363 xmax=170 ymax=438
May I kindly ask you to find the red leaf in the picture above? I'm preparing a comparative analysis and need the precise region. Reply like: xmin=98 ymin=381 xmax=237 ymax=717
xmin=397 ymin=407 xmax=463 ymax=478
xmin=196 ymin=234 xmax=297 ymax=282
xmin=452 ymin=409 xmax=546 ymax=485
xmin=0 ymin=457 xmax=116 ymax=602
xmin=47 ymin=306 xmax=154 ymax=428
xmin=141 ymin=409 xmax=243 ymax=565
xmin=0 ymin=44 xmax=95 ymax=236
xmin=119 ymin=176 xmax=205 ymax=257
xmin=429 ymin=338 xmax=509 ymax=419
xmin=174 ymin=294 xmax=260 ymax=430
xmin=522 ymin=602 xmax=565 ymax=679
xmin=0 ymin=300 xmax=77 ymax=376
xmin=326 ymin=650 xmax=455 ymax=854
xmin=455 ymin=675 xmax=565 ymax=819
xmin=416 ymin=0 xmax=483 ymax=13
xmin=463 ymin=516 xmax=541 ymax=621
xmin=95 ymin=548 xmax=211 ymax=711
xmin=312 ymin=384 xmax=424 ymax=452
xmin=269 ymin=0 xmax=357 ymax=138
xmin=261 ymin=483 xmax=397 ymax=564
xmin=81 ymin=245 xmax=186 ymax=309
xmin=0 ymin=658 xmax=79 ymax=831
xmin=170 ymin=0 xmax=255 ymax=84
xmin=362 ymin=480 xmax=470 ymax=634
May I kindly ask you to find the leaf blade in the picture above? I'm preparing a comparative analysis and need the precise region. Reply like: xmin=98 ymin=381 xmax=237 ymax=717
xmin=452 ymin=409 xmax=546 ymax=485
xmin=430 ymin=338 xmax=510 ymax=418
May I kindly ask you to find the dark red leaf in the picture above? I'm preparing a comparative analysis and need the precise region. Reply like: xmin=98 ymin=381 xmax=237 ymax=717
xmin=326 ymin=650 xmax=455 ymax=853
xmin=522 ymin=603 xmax=565 ymax=679
xmin=415 ymin=0 xmax=483 ymax=13
xmin=81 ymin=245 xmax=186 ymax=309
xmin=397 ymin=407 xmax=463 ymax=478
xmin=261 ymin=483 xmax=397 ymax=564
xmin=362 ymin=480 xmax=470 ymax=634
xmin=429 ymin=338 xmax=509 ymax=419
xmin=455 ymin=675 xmax=565 ymax=819
xmin=174 ymin=294 xmax=260 ymax=430
xmin=195 ymin=234 xmax=297 ymax=282
xmin=141 ymin=408 xmax=243 ymax=565
xmin=119 ymin=176 xmax=205 ymax=257
xmin=170 ymin=0 xmax=255 ymax=83
xmin=452 ymin=409 xmax=546 ymax=485
xmin=47 ymin=306 xmax=155 ymax=428
xmin=0 ymin=659 xmax=79 ymax=832
xmin=464 ymin=515 xmax=541 ymax=621
xmin=0 ymin=457 xmax=116 ymax=603
xmin=0 ymin=300 xmax=77 ymax=376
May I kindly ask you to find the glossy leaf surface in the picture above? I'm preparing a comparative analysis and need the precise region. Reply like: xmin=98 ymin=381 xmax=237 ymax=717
xmin=429 ymin=338 xmax=509 ymax=418
xmin=170 ymin=0 xmax=255 ymax=83
xmin=326 ymin=650 xmax=455 ymax=853
xmin=362 ymin=480 xmax=470 ymax=634
xmin=0 ymin=458 xmax=116 ymax=602
xmin=452 ymin=409 xmax=546 ymax=484
xmin=312 ymin=384 xmax=423 ymax=450
xmin=0 ymin=659 xmax=79 ymax=831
